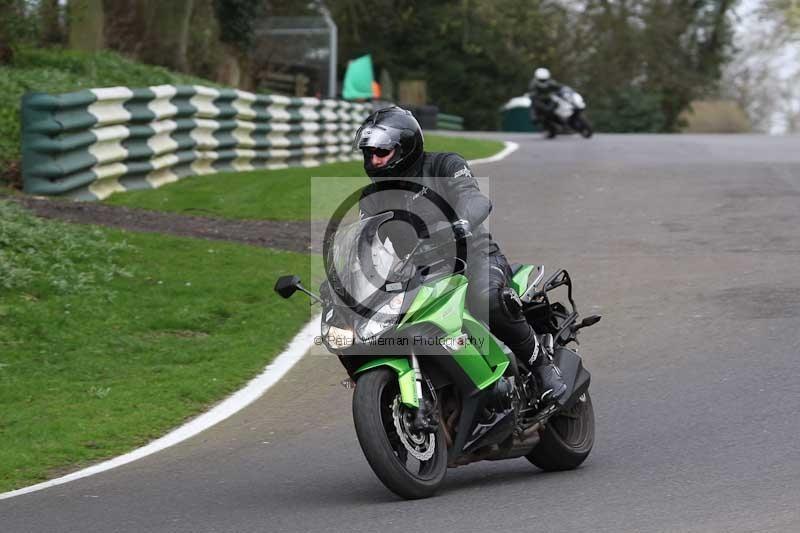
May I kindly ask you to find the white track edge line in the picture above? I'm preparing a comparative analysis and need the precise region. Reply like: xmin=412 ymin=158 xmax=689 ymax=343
xmin=1 ymin=137 xmax=520 ymax=501
xmin=467 ymin=141 xmax=519 ymax=166
xmin=0 ymin=313 xmax=322 ymax=501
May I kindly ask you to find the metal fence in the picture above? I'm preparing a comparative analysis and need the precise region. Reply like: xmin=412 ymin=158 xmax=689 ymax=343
xmin=21 ymin=85 xmax=371 ymax=200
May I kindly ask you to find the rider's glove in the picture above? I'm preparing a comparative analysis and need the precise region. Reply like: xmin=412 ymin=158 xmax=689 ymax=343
xmin=452 ymin=219 xmax=472 ymax=241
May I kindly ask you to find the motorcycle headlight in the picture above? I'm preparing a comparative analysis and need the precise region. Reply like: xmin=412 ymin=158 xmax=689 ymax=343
xmin=324 ymin=326 xmax=355 ymax=350
xmin=357 ymin=294 xmax=404 ymax=341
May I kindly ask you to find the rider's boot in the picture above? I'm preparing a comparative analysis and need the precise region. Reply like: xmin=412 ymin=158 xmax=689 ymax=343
xmin=531 ymin=350 xmax=567 ymax=403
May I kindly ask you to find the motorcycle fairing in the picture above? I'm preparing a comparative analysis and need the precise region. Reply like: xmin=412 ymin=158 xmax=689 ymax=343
xmin=510 ymin=264 xmax=535 ymax=296
xmin=351 ymin=270 xmax=513 ymax=408
xmin=397 ymin=275 xmax=510 ymax=390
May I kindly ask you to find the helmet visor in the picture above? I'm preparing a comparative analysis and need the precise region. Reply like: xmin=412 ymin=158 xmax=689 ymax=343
xmin=352 ymin=125 xmax=403 ymax=153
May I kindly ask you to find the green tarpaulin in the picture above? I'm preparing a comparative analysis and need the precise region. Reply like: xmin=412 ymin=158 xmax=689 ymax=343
xmin=342 ymin=54 xmax=374 ymax=100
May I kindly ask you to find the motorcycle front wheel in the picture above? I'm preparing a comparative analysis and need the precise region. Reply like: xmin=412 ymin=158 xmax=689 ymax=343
xmin=526 ymin=391 xmax=594 ymax=471
xmin=352 ymin=368 xmax=448 ymax=499
xmin=570 ymin=113 xmax=594 ymax=138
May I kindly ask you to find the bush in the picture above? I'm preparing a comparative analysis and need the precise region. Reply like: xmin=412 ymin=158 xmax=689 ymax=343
xmin=0 ymin=200 xmax=132 ymax=295
xmin=589 ymin=87 xmax=667 ymax=133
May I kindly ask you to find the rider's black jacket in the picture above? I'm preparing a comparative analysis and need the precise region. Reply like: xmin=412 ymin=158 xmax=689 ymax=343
xmin=359 ymin=152 xmax=538 ymax=362
xmin=359 ymin=151 xmax=500 ymax=259
xmin=528 ymin=79 xmax=564 ymax=112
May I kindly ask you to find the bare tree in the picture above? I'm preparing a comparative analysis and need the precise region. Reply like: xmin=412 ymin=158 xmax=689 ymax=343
xmin=725 ymin=0 xmax=800 ymax=132
xmin=40 ymin=0 xmax=64 ymax=45
xmin=140 ymin=0 xmax=196 ymax=72
xmin=0 ymin=0 xmax=15 ymax=64
xmin=70 ymin=0 xmax=105 ymax=52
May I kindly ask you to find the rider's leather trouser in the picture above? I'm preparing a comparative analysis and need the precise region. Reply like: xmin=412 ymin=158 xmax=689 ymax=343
xmin=465 ymin=253 xmax=537 ymax=361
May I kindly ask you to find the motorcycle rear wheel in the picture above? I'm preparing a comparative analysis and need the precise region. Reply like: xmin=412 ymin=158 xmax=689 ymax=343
xmin=526 ymin=391 xmax=594 ymax=471
xmin=352 ymin=368 xmax=447 ymax=499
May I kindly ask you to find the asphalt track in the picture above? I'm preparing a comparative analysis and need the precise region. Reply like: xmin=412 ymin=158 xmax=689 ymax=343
xmin=3 ymin=133 xmax=800 ymax=532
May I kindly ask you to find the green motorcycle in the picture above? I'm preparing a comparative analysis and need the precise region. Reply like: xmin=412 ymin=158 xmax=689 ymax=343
xmin=274 ymin=212 xmax=600 ymax=499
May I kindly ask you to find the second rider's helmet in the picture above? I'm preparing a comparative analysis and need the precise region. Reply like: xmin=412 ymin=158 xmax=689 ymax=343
xmin=353 ymin=106 xmax=424 ymax=178
xmin=534 ymin=67 xmax=551 ymax=88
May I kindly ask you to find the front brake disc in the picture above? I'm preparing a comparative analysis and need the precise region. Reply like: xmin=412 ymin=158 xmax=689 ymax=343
xmin=391 ymin=397 xmax=435 ymax=461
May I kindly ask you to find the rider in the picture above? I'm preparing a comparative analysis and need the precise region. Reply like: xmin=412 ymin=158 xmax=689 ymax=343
xmin=353 ymin=105 xmax=566 ymax=402
xmin=528 ymin=67 xmax=563 ymax=138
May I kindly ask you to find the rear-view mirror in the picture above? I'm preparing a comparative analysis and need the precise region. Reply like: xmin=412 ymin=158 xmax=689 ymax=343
xmin=274 ymin=275 xmax=301 ymax=299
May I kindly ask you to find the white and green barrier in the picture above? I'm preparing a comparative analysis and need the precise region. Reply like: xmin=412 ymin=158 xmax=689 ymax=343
xmin=436 ymin=113 xmax=464 ymax=131
xmin=21 ymin=86 xmax=371 ymax=200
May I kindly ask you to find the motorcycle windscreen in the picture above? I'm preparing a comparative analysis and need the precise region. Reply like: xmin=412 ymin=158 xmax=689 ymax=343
xmin=327 ymin=212 xmax=399 ymax=307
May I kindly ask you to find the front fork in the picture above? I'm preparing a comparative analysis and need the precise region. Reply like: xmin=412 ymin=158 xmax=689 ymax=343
xmin=410 ymin=355 xmax=440 ymax=432
xmin=410 ymin=354 xmax=425 ymax=405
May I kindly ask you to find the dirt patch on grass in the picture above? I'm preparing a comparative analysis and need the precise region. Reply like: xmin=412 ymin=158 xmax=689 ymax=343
xmin=0 ymin=161 xmax=23 ymax=190
xmin=13 ymin=196 xmax=320 ymax=253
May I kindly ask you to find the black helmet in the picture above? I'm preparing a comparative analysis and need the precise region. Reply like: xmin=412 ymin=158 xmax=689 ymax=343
xmin=353 ymin=106 xmax=424 ymax=178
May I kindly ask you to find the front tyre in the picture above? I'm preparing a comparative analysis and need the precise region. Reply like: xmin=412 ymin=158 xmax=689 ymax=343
xmin=526 ymin=391 xmax=594 ymax=471
xmin=570 ymin=113 xmax=593 ymax=138
xmin=352 ymin=368 xmax=447 ymax=499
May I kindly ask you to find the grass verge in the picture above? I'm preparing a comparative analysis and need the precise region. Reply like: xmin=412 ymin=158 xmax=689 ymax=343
xmin=0 ymin=201 xmax=311 ymax=492
xmin=104 ymin=134 xmax=506 ymax=220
